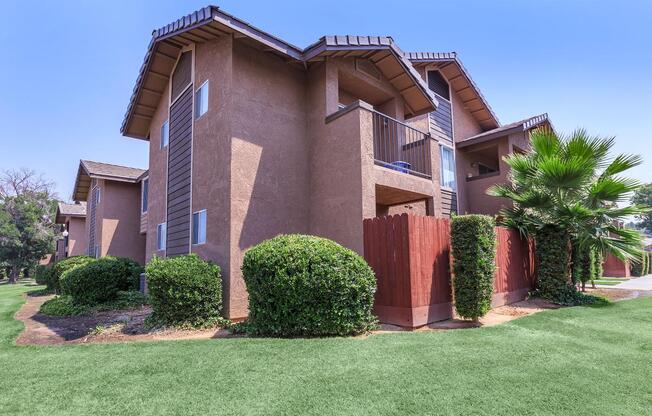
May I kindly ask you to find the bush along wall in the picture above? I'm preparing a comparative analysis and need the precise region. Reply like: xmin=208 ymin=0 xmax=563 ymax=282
xmin=48 ymin=256 xmax=94 ymax=293
xmin=450 ymin=215 xmax=496 ymax=321
xmin=146 ymin=254 xmax=222 ymax=328
xmin=535 ymin=225 xmax=572 ymax=300
xmin=241 ymin=235 xmax=377 ymax=337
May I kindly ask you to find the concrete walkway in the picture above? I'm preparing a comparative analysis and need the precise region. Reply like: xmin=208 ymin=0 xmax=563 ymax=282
xmin=612 ymin=276 xmax=652 ymax=291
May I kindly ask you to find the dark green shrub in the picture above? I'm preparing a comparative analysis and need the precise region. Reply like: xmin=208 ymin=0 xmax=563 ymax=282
xmin=60 ymin=257 xmax=143 ymax=305
xmin=146 ymin=254 xmax=222 ymax=327
xmin=39 ymin=295 xmax=88 ymax=316
xmin=34 ymin=264 xmax=53 ymax=286
xmin=630 ymin=252 xmax=645 ymax=277
xmin=242 ymin=235 xmax=377 ymax=336
xmin=451 ymin=215 xmax=496 ymax=320
xmin=39 ymin=291 xmax=148 ymax=316
xmin=592 ymin=249 xmax=603 ymax=281
xmin=535 ymin=225 xmax=573 ymax=300
xmin=48 ymin=256 xmax=94 ymax=293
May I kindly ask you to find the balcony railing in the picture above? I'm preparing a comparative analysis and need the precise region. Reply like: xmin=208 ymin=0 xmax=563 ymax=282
xmin=372 ymin=111 xmax=432 ymax=179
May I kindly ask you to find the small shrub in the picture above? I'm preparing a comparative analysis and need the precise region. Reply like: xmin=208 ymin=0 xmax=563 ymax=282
xmin=630 ymin=252 xmax=646 ymax=277
xmin=535 ymin=225 xmax=573 ymax=300
xmin=451 ymin=215 xmax=496 ymax=320
xmin=39 ymin=291 xmax=148 ymax=317
xmin=48 ymin=256 xmax=94 ymax=293
xmin=40 ymin=296 xmax=89 ymax=316
xmin=146 ymin=254 xmax=222 ymax=328
xmin=34 ymin=265 xmax=53 ymax=286
xmin=241 ymin=234 xmax=377 ymax=337
xmin=60 ymin=257 xmax=143 ymax=305
xmin=553 ymin=287 xmax=611 ymax=307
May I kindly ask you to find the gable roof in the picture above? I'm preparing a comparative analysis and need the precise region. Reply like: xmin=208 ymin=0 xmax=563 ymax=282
xmin=121 ymin=5 xmax=438 ymax=139
xmin=55 ymin=202 xmax=86 ymax=224
xmin=406 ymin=52 xmax=500 ymax=131
xmin=457 ymin=113 xmax=551 ymax=148
xmin=72 ymin=160 xmax=147 ymax=202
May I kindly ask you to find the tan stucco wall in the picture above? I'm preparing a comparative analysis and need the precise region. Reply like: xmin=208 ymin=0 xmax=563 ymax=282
xmin=100 ymin=181 xmax=146 ymax=264
xmin=67 ymin=217 xmax=87 ymax=257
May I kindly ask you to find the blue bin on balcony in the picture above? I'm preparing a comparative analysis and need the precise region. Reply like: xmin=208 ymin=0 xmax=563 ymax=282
xmin=391 ymin=161 xmax=411 ymax=173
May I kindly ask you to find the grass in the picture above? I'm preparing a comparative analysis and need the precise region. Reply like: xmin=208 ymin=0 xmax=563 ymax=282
xmin=593 ymin=278 xmax=630 ymax=286
xmin=1 ymin=281 xmax=652 ymax=415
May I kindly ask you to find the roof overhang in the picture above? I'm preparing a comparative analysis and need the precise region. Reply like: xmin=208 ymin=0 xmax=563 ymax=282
xmin=72 ymin=161 xmax=143 ymax=202
xmin=122 ymin=6 xmax=438 ymax=139
xmin=457 ymin=113 xmax=551 ymax=149
xmin=407 ymin=52 xmax=500 ymax=131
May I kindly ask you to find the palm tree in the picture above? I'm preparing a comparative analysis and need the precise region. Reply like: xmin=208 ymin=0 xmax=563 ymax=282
xmin=488 ymin=128 xmax=646 ymax=298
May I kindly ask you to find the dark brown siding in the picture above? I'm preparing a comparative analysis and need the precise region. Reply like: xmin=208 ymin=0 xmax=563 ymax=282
xmin=88 ymin=183 xmax=98 ymax=256
xmin=166 ymin=86 xmax=193 ymax=256
xmin=441 ymin=188 xmax=457 ymax=218
xmin=429 ymin=98 xmax=453 ymax=147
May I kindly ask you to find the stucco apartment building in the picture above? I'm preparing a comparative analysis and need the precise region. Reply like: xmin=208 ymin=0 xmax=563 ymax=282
xmin=54 ymin=202 xmax=87 ymax=260
xmin=120 ymin=5 xmax=550 ymax=319
xmin=71 ymin=160 xmax=148 ymax=264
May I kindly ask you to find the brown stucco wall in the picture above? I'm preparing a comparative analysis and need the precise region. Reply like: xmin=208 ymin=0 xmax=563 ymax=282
xmin=67 ymin=217 xmax=87 ymax=256
xmin=100 ymin=181 xmax=146 ymax=264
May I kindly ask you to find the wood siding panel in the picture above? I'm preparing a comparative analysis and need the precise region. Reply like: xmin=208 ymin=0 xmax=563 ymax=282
xmin=429 ymin=98 xmax=453 ymax=147
xmin=441 ymin=189 xmax=457 ymax=218
xmin=166 ymin=85 xmax=193 ymax=256
xmin=88 ymin=185 xmax=98 ymax=256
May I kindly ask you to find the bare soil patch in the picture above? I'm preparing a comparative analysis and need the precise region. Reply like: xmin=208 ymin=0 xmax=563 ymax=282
xmin=15 ymin=292 xmax=233 ymax=346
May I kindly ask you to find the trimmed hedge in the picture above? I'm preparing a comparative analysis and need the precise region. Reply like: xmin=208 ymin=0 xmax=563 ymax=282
xmin=48 ymin=256 xmax=94 ymax=293
xmin=450 ymin=215 xmax=496 ymax=320
xmin=34 ymin=264 xmax=53 ymax=286
xmin=146 ymin=254 xmax=222 ymax=327
xmin=535 ymin=225 xmax=572 ymax=300
xmin=592 ymin=249 xmax=603 ymax=281
xmin=60 ymin=256 xmax=143 ymax=305
xmin=241 ymin=235 xmax=377 ymax=337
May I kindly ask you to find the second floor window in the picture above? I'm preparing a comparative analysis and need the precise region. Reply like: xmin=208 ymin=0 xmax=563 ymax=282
xmin=141 ymin=178 xmax=149 ymax=213
xmin=440 ymin=146 xmax=456 ymax=189
xmin=160 ymin=120 xmax=169 ymax=149
xmin=192 ymin=210 xmax=207 ymax=245
xmin=195 ymin=81 xmax=208 ymax=119
xmin=157 ymin=223 xmax=166 ymax=251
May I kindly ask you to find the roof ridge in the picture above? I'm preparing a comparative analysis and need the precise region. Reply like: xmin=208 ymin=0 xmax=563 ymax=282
xmin=81 ymin=159 xmax=146 ymax=172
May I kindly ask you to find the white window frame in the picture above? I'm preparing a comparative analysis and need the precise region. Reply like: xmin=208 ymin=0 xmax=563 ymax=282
xmin=157 ymin=223 xmax=166 ymax=251
xmin=440 ymin=145 xmax=457 ymax=190
xmin=160 ymin=120 xmax=169 ymax=149
xmin=195 ymin=80 xmax=209 ymax=120
xmin=192 ymin=210 xmax=207 ymax=245
xmin=141 ymin=178 xmax=149 ymax=214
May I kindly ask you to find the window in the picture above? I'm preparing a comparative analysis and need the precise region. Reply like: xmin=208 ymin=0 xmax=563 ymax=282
xmin=157 ymin=223 xmax=166 ymax=251
xmin=192 ymin=210 xmax=207 ymax=245
xmin=427 ymin=70 xmax=450 ymax=101
xmin=160 ymin=120 xmax=169 ymax=149
xmin=141 ymin=178 xmax=149 ymax=213
xmin=440 ymin=146 xmax=456 ymax=189
xmin=195 ymin=81 xmax=208 ymax=119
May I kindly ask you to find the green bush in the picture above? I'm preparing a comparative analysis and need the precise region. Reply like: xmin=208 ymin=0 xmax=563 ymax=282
xmin=241 ymin=234 xmax=377 ymax=337
xmin=34 ymin=264 xmax=53 ymax=286
xmin=40 ymin=291 xmax=148 ymax=316
xmin=535 ymin=225 xmax=572 ymax=300
xmin=146 ymin=254 xmax=222 ymax=328
xmin=630 ymin=252 xmax=646 ymax=277
xmin=60 ymin=257 xmax=143 ymax=305
xmin=48 ymin=256 xmax=94 ymax=293
xmin=451 ymin=215 xmax=496 ymax=320
xmin=592 ymin=249 xmax=603 ymax=281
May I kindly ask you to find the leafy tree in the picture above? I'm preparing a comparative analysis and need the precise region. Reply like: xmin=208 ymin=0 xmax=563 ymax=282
xmin=0 ymin=169 xmax=58 ymax=284
xmin=488 ymin=128 xmax=645 ymax=299
xmin=632 ymin=183 xmax=652 ymax=232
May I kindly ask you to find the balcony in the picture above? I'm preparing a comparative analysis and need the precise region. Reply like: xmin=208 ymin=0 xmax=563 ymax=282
xmin=371 ymin=111 xmax=432 ymax=179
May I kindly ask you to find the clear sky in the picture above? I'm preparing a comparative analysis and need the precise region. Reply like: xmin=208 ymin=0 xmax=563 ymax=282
xmin=1 ymin=0 xmax=650 ymax=200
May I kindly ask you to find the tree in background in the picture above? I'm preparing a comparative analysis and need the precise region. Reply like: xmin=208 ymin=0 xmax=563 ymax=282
xmin=489 ymin=128 xmax=645 ymax=301
xmin=632 ymin=183 xmax=652 ymax=233
xmin=0 ymin=169 xmax=59 ymax=283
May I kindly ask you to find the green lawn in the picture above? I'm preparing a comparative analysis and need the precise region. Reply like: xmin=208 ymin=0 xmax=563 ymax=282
xmin=1 ymin=282 xmax=651 ymax=415
xmin=594 ymin=278 xmax=630 ymax=286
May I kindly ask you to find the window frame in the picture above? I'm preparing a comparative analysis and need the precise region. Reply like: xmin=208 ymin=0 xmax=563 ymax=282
xmin=141 ymin=178 xmax=149 ymax=214
xmin=195 ymin=80 xmax=209 ymax=120
xmin=439 ymin=145 xmax=457 ymax=190
xmin=156 ymin=223 xmax=166 ymax=251
xmin=160 ymin=120 xmax=169 ymax=149
xmin=192 ymin=209 xmax=207 ymax=245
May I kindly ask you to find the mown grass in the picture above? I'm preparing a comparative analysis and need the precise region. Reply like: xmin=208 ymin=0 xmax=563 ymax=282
xmin=0 ymin=281 xmax=651 ymax=415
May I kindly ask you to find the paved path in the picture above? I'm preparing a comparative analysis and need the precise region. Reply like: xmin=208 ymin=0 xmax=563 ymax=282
xmin=613 ymin=276 xmax=652 ymax=291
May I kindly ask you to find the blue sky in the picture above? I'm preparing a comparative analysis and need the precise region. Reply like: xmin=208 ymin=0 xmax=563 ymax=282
xmin=1 ymin=0 xmax=650 ymax=200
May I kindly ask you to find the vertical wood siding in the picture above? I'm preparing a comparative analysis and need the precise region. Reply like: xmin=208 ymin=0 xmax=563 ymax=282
xmin=166 ymin=86 xmax=193 ymax=256
xmin=428 ymin=91 xmax=457 ymax=217
xmin=440 ymin=188 xmax=457 ymax=218
xmin=88 ymin=184 xmax=98 ymax=256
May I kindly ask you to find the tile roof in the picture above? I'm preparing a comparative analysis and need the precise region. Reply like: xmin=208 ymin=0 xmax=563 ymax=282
xmin=457 ymin=113 xmax=550 ymax=148
xmin=80 ymin=160 xmax=147 ymax=182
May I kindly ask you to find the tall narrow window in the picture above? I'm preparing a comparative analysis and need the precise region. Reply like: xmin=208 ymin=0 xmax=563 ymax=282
xmin=141 ymin=178 xmax=149 ymax=213
xmin=440 ymin=146 xmax=456 ymax=189
xmin=192 ymin=210 xmax=207 ymax=245
xmin=157 ymin=223 xmax=166 ymax=251
xmin=160 ymin=120 xmax=169 ymax=149
xmin=195 ymin=81 xmax=209 ymax=119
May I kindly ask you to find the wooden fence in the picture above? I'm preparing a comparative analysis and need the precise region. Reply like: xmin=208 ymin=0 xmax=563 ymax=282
xmin=363 ymin=214 xmax=535 ymax=327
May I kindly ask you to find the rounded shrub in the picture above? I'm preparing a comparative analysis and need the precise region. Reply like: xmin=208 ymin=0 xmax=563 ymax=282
xmin=34 ymin=264 xmax=53 ymax=286
xmin=146 ymin=254 xmax=222 ymax=327
xmin=48 ymin=256 xmax=94 ymax=293
xmin=241 ymin=234 xmax=377 ymax=337
xmin=60 ymin=256 xmax=143 ymax=305
xmin=451 ymin=215 xmax=496 ymax=320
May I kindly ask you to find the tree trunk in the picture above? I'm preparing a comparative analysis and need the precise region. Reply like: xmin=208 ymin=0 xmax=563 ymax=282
xmin=8 ymin=265 xmax=19 ymax=284
xmin=581 ymin=281 xmax=586 ymax=292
